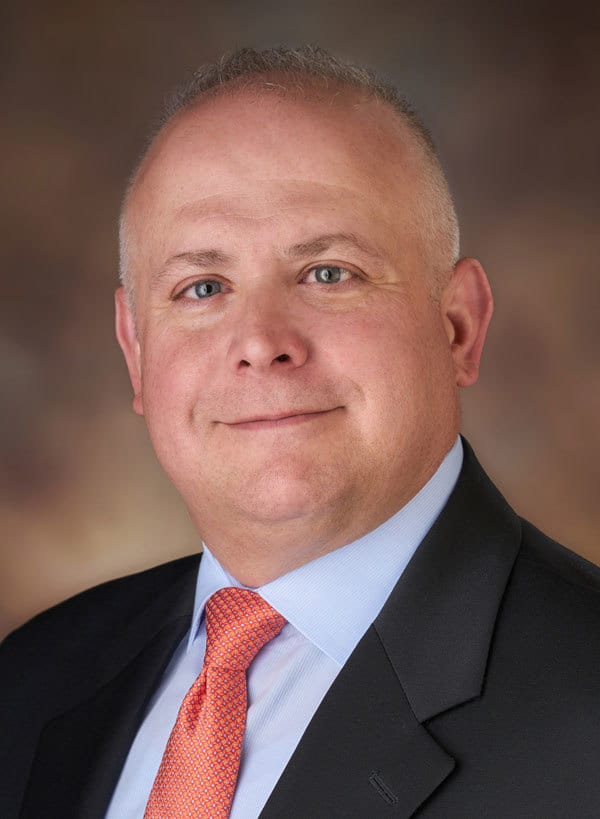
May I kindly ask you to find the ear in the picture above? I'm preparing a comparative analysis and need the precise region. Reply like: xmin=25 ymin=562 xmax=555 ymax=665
xmin=115 ymin=286 xmax=144 ymax=415
xmin=441 ymin=257 xmax=494 ymax=387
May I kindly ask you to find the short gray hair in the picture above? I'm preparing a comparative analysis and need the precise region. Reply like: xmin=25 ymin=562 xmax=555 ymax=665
xmin=119 ymin=45 xmax=460 ymax=305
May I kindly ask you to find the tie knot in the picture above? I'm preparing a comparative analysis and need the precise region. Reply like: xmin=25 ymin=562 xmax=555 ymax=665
xmin=203 ymin=587 xmax=286 ymax=671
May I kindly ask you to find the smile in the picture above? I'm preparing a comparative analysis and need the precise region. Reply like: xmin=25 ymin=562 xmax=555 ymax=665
xmin=224 ymin=408 xmax=339 ymax=430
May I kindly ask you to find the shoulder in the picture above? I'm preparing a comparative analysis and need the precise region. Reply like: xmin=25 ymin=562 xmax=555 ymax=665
xmin=517 ymin=518 xmax=600 ymax=598
xmin=0 ymin=553 xmax=200 ymax=811
xmin=513 ymin=519 xmax=600 ymax=618
xmin=0 ymin=552 xmax=201 ymax=675
xmin=499 ymin=519 xmax=600 ymax=683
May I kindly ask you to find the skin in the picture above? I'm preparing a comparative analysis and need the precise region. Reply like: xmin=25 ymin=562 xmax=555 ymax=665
xmin=116 ymin=88 xmax=493 ymax=586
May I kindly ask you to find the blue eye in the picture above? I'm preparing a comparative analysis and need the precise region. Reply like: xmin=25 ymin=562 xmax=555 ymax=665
xmin=192 ymin=281 xmax=222 ymax=298
xmin=311 ymin=266 xmax=348 ymax=283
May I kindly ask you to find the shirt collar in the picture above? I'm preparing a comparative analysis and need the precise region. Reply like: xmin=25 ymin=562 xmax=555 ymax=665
xmin=188 ymin=436 xmax=463 ymax=665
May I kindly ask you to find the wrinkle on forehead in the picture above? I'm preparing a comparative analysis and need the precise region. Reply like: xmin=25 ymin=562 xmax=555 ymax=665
xmin=172 ymin=180 xmax=374 ymax=222
xmin=158 ymin=182 xmax=402 ymax=270
xmin=133 ymin=176 xmax=404 ymax=260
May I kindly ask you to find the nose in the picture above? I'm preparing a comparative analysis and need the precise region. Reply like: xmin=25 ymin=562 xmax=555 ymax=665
xmin=226 ymin=300 xmax=309 ymax=373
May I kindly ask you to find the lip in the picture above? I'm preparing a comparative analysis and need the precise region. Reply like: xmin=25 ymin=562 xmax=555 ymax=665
xmin=224 ymin=408 xmax=339 ymax=430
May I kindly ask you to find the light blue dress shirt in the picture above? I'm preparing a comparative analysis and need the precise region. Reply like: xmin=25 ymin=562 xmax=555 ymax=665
xmin=106 ymin=437 xmax=463 ymax=818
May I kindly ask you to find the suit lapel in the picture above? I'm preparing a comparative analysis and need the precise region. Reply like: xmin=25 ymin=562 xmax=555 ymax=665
xmin=262 ymin=440 xmax=522 ymax=817
xmin=20 ymin=557 xmax=200 ymax=819
xmin=375 ymin=438 xmax=522 ymax=722
xmin=260 ymin=626 xmax=454 ymax=819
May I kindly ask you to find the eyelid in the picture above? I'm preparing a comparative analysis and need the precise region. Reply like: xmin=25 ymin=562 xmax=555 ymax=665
xmin=302 ymin=263 xmax=357 ymax=282
xmin=173 ymin=276 xmax=229 ymax=300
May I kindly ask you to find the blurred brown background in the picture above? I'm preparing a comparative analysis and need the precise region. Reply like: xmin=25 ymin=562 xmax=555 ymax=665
xmin=1 ymin=0 xmax=599 ymax=639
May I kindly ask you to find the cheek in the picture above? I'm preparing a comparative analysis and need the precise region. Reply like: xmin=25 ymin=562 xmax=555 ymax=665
xmin=332 ymin=303 xmax=453 ymax=421
xmin=330 ymin=304 xmax=419 ymax=377
xmin=140 ymin=326 xmax=218 ymax=423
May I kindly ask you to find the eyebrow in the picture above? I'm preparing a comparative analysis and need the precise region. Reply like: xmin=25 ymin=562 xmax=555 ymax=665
xmin=155 ymin=231 xmax=383 ymax=285
xmin=285 ymin=232 xmax=383 ymax=262
xmin=153 ymin=248 xmax=234 ymax=287
xmin=163 ymin=248 xmax=234 ymax=269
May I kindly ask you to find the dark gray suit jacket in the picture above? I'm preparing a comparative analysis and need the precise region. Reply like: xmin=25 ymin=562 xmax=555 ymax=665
xmin=2 ymin=440 xmax=600 ymax=818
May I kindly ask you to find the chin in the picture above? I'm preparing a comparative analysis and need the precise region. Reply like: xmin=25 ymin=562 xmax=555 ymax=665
xmin=245 ymin=481 xmax=327 ymax=523
xmin=233 ymin=462 xmax=346 ymax=525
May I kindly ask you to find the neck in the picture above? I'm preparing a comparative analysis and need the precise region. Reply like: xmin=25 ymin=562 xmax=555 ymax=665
xmin=192 ymin=440 xmax=457 ymax=587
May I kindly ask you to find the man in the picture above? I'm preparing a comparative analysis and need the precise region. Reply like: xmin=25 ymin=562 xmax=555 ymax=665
xmin=1 ymin=46 xmax=599 ymax=819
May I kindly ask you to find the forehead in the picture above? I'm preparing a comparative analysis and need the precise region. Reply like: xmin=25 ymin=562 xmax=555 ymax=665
xmin=126 ymin=90 xmax=425 ymax=264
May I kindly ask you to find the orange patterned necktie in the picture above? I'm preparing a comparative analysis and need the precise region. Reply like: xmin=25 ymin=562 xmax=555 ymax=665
xmin=144 ymin=586 xmax=286 ymax=819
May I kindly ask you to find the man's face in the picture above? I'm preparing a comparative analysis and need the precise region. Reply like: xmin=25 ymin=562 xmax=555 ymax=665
xmin=117 ymin=90 xmax=470 ymax=558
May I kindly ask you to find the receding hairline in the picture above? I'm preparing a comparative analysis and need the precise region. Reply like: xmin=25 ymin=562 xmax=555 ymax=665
xmin=162 ymin=46 xmax=437 ymax=154
xmin=127 ymin=71 xmax=436 ymax=201
xmin=119 ymin=47 xmax=460 ymax=305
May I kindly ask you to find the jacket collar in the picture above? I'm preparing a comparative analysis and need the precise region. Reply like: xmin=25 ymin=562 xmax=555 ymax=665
xmin=374 ymin=436 xmax=522 ymax=722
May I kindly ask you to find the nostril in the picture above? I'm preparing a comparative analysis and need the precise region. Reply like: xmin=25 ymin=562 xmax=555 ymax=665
xmin=236 ymin=350 xmax=298 ymax=369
